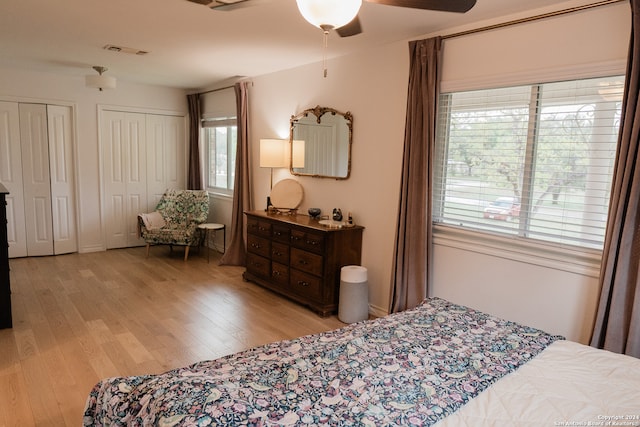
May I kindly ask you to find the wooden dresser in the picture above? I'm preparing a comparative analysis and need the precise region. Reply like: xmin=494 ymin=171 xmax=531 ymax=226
xmin=0 ymin=184 xmax=11 ymax=329
xmin=244 ymin=211 xmax=364 ymax=316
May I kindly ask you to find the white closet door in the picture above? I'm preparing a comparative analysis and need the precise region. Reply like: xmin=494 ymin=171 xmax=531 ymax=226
xmin=0 ymin=101 xmax=27 ymax=258
xmin=146 ymin=114 xmax=186 ymax=212
xmin=126 ymin=115 xmax=147 ymax=248
xmin=146 ymin=115 xmax=167 ymax=211
xmin=102 ymin=111 xmax=147 ymax=249
xmin=47 ymin=105 xmax=77 ymax=255
xmin=162 ymin=115 xmax=186 ymax=192
xmin=19 ymin=103 xmax=54 ymax=257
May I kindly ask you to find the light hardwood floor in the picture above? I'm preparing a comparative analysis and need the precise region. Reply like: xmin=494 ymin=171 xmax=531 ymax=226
xmin=0 ymin=247 xmax=346 ymax=426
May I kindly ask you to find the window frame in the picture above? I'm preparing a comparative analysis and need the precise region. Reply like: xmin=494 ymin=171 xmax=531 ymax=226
xmin=433 ymin=76 xmax=623 ymax=273
xmin=202 ymin=117 xmax=237 ymax=196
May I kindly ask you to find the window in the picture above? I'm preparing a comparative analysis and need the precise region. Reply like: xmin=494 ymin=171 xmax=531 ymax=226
xmin=434 ymin=76 xmax=624 ymax=249
xmin=203 ymin=118 xmax=237 ymax=193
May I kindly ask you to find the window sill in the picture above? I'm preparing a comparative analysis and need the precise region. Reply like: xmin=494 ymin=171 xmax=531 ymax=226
xmin=207 ymin=189 xmax=233 ymax=200
xmin=432 ymin=224 xmax=602 ymax=278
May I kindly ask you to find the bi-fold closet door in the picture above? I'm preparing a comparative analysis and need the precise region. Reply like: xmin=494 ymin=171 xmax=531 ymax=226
xmin=101 ymin=110 xmax=186 ymax=249
xmin=102 ymin=111 xmax=147 ymax=249
xmin=0 ymin=101 xmax=77 ymax=258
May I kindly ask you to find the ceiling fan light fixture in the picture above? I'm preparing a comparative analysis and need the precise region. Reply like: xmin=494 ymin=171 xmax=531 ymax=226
xmin=296 ymin=0 xmax=362 ymax=31
xmin=85 ymin=66 xmax=116 ymax=91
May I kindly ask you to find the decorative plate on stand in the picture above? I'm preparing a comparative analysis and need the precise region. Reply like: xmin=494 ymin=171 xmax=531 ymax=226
xmin=270 ymin=179 xmax=304 ymax=213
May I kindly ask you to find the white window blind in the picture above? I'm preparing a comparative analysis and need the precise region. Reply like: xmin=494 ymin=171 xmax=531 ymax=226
xmin=434 ymin=76 xmax=624 ymax=249
xmin=201 ymin=87 xmax=236 ymax=120
xmin=439 ymin=2 xmax=629 ymax=92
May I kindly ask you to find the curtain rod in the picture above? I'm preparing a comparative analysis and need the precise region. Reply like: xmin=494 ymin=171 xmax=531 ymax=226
xmin=442 ymin=0 xmax=626 ymax=40
xmin=197 ymin=80 xmax=253 ymax=96
xmin=199 ymin=85 xmax=235 ymax=96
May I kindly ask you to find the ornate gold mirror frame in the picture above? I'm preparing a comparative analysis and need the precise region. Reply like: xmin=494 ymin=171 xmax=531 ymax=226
xmin=290 ymin=105 xmax=353 ymax=180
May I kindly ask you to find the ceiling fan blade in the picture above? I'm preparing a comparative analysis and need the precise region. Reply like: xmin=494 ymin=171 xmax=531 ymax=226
xmin=336 ymin=16 xmax=363 ymax=37
xmin=364 ymin=0 xmax=476 ymax=13
xmin=185 ymin=0 xmax=255 ymax=11
xmin=210 ymin=0 xmax=254 ymax=11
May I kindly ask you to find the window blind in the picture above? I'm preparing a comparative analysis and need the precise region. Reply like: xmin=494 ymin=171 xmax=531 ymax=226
xmin=200 ymin=88 xmax=237 ymax=192
xmin=434 ymin=76 xmax=623 ymax=249
xmin=440 ymin=2 xmax=629 ymax=92
xmin=201 ymin=87 xmax=236 ymax=121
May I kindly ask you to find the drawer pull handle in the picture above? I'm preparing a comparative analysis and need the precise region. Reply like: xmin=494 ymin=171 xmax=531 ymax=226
xmin=298 ymin=260 xmax=308 ymax=265
xmin=274 ymin=231 xmax=282 ymax=236
xmin=274 ymin=251 xmax=283 ymax=256
xmin=297 ymin=281 xmax=309 ymax=287
xmin=251 ymin=243 xmax=261 ymax=249
xmin=273 ymin=271 xmax=281 ymax=277
xmin=306 ymin=240 xmax=319 ymax=246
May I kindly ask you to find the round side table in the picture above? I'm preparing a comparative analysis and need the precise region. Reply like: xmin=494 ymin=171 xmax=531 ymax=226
xmin=198 ymin=223 xmax=225 ymax=263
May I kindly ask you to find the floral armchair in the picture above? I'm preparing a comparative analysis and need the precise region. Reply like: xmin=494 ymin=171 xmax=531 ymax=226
xmin=138 ymin=189 xmax=209 ymax=261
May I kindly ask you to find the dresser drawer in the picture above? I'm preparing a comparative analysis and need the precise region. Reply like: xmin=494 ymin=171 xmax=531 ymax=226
xmin=272 ymin=224 xmax=291 ymax=244
xmin=247 ymin=234 xmax=270 ymax=258
xmin=248 ymin=217 xmax=272 ymax=238
xmin=290 ymin=269 xmax=323 ymax=301
xmin=271 ymin=262 xmax=289 ymax=288
xmin=246 ymin=253 xmax=270 ymax=278
xmin=247 ymin=216 xmax=259 ymax=234
xmin=290 ymin=247 xmax=323 ymax=276
xmin=271 ymin=242 xmax=289 ymax=264
xmin=290 ymin=229 xmax=325 ymax=255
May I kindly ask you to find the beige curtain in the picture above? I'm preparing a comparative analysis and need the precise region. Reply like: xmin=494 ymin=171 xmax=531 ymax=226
xmin=220 ymin=81 xmax=253 ymax=266
xmin=389 ymin=37 xmax=441 ymax=313
xmin=187 ymin=93 xmax=203 ymax=190
xmin=590 ymin=0 xmax=640 ymax=358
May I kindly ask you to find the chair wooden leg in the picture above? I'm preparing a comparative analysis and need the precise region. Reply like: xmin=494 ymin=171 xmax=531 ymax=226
xmin=146 ymin=243 xmax=150 ymax=258
xmin=184 ymin=245 xmax=190 ymax=261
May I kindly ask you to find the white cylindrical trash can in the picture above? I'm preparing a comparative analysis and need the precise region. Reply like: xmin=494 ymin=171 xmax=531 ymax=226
xmin=339 ymin=265 xmax=368 ymax=323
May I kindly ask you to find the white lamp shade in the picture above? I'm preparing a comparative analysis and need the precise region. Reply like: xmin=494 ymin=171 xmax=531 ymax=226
xmin=292 ymin=140 xmax=305 ymax=168
xmin=85 ymin=74 xmax=116 ymax=90
xmin=296 ymin=0 xmax=362 ymax=30
xmin=260 ymin=139 xmax=288 ymax=168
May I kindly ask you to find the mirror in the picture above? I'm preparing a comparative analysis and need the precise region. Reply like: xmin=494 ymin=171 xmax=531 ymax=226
xmin=290 ymin=105 xmax=353 ymax=179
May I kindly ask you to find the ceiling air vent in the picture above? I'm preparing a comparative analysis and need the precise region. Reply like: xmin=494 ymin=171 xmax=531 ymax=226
xmin=103 ymin=45 xmax=149 ymax=56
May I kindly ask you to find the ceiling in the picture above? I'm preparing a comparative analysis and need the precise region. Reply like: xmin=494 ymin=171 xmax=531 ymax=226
xmin=0 ymin=0 xmax=587 ymax=90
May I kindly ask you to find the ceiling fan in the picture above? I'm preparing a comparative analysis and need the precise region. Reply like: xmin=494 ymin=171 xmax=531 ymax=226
xmin=186 ymin=0 xmax=477 ymax=37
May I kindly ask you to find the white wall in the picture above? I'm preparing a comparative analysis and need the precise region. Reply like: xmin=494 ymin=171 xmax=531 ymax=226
xmin=248 ymin=1 xmax=629 ymax=343
xmin=432 ymin=244 xmax=601 ymax=343
xmin=249 ymin=41 xmax=410 ymax=317
xmin=0 ymin=67 xmax=187 ymax=253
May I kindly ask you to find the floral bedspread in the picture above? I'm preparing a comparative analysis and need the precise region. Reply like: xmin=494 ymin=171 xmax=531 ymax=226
xmin=83 ymin=298 xmax=562 ymax=426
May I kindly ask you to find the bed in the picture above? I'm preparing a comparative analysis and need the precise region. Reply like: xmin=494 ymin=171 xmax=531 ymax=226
xmin=83 ymin=297 xmax=640 ymax=426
